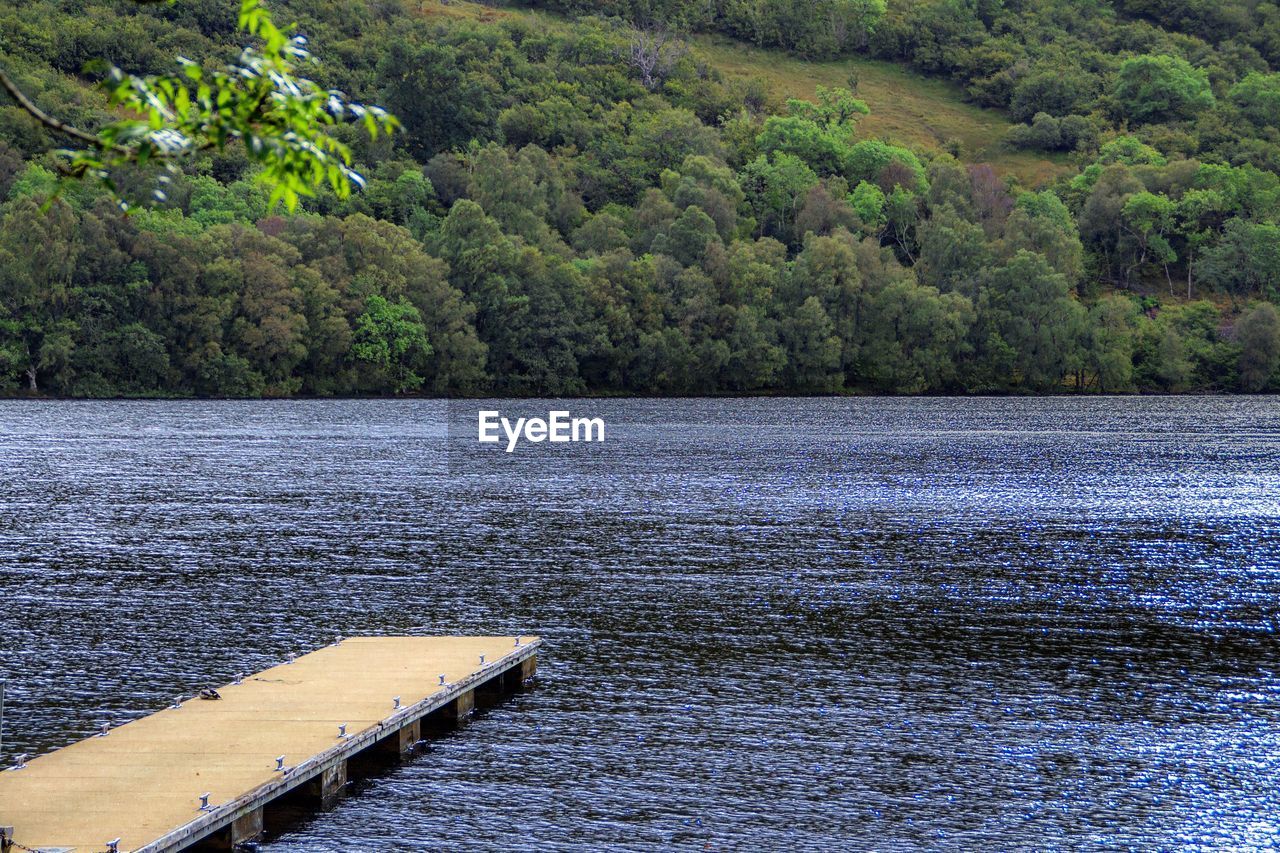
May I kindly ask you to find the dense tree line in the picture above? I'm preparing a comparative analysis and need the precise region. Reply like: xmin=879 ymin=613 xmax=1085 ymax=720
xmin=1 ymin=0 xmax=1279 ymax=396
xmin=525 ymin=0 xmax=888 ymax=56
xmin=528 ymin=0 xmax=1280 ymax=170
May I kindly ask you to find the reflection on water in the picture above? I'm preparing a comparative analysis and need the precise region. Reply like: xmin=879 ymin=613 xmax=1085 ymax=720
xmin=1 ymin=397 xmax=1279 ymax=849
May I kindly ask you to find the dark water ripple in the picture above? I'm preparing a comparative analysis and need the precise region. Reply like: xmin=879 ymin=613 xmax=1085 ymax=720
xmin=1 ymin=397 xmax=1279 ymax=850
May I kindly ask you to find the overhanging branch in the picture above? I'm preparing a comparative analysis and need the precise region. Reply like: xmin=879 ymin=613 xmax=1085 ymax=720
xmin=0 ymin=69 xmax=104 ymax=148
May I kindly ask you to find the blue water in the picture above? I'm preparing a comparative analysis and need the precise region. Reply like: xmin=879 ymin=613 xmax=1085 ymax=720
xmin=1 ymin=397 xmax=1278 ymax=849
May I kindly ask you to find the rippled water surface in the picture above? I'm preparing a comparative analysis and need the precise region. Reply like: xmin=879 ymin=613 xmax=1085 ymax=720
xmin=2 ymin=397 xmax=1280 ymax=850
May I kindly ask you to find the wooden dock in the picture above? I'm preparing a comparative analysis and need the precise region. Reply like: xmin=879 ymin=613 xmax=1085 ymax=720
xmin=0 ymin=636 xmax=540 ymax=853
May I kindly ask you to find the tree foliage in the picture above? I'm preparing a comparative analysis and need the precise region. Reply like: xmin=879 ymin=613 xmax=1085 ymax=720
xmin=1 ymin=0 xmax=1279 ymax=397
xmin=1 ymin=0 xmax=396 ymax=209
xmin=1113 ymin=54 xmax=1215 ymax=125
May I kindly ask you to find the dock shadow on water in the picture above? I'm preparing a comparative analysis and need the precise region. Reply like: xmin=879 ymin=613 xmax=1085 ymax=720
xmin=252 ymin=671 xmax=538 ymax=848
xmin=1 ymin=397 xmax=1279 ymax=849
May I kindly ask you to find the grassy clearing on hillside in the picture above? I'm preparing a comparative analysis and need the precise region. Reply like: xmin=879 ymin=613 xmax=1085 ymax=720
xmin=414 ymin=0 xmax=511 ymax=23
xmin=414 ymin=1 xmax=1069 ymax=186
xmin=693 ymin=36 xmax=1071 ymax=187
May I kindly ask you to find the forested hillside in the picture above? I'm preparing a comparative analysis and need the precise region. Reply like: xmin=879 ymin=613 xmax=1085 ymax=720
xmin=2 ymin=0 xmax=1280 ymax=396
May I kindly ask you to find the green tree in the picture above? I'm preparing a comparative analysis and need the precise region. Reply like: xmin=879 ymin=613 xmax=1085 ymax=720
xmin=1237 ymin=302 xmax=1280 ymax=392
xmin=1175 ymin=188 xmax=1231 ymax=299
xmin=653 ymin=205 xmax=720 ymax=267
xmin=377 ymin=40 xmax=495 ymax=161
xmin=212 ymin=223 xmax=308 ymax=394
xmin=106 ymin=323 xmax=171 ymax=393
xmin=328 ymin=214 xmax=488 ymax=395
xmin=884 ymin=186 xmax=921 ymax=263
xmin=755 ymin=87 xmax=867 ymax=176
xmin=1120 ymin=191 xmax=1178 ymax=290
xmin=739 ymin=152 xmax=820 ymax=243
xmin=824 ymin=0 xmax=888 ymax=52
xmin=1229 ymin=71 xmax=1280 ymax=127
xmin=1084 ymin=294 xmax=1139 ymax=392
xmin=0 ymin=195 xmax=79 ymax=391
xmin=789 ymin=233 xmax=865 ymax=380
xmin=1078 ymin=165 xmax=1145 ymax=283
xmin=781 ymin=295 xmax=843 ymax=392
xmin=1153 ymin=301 xmax=1237 ymax=390
xmin=1151 ymin=325 xmax=1194 ymax=391
xmin=972 ymin=250 xmax=1084 ymax=391
xmin=917 ymin=205 xmax=992 ymax=298
xmin=662 ymin=155 xmax=744 ymax=241
xmin=1112 ymin=54 xmax=1215 ymax=124
xmin=632 ymin=326 xmax=696 ymax=393
xmin=351 ymin=295 xmax=433 ymax=394
xmin=858 ymin=279 xmax=973 ymax=392
xmin=724 ymin=305 xmax=785 ymax=390
xmin=848 ymin=181 xmax=886 ymax=233
xmin=1005 ymin=191 xmax=1084 ymax=284
xmin=466 ymin=144 xmax=583 ymax=247
xmin=1009 ymin=68 xmax=1096 ymax=123
xmin=844 ymin=140 xmax=927 ymax=194
xmin=627 ymin=108 xmax=723 ymax=189
xmin=1196 ymin=218 xmax=1280 ymax=302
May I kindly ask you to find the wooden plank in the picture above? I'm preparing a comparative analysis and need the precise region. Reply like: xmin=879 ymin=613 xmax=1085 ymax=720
xmin=0 ymin=636 xmax=540 ymax=853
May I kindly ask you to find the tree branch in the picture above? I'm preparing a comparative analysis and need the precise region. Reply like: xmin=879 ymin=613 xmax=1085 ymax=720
xmin=0 ymin=69 xmax=104 ymax=148
xmin=0 ymin=0 xmax=176 ymax=148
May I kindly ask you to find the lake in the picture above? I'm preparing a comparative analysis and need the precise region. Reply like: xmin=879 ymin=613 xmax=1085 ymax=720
xmin=1 ymin=397 xmax=1279 ymax=849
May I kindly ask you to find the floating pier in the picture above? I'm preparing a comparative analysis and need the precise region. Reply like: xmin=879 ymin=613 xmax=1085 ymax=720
xmin=0 ymin=635 xmax=540 ymax=853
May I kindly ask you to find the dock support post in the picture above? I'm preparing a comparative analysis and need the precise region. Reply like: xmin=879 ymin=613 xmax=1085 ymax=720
xmin=377 ymin=719 xmax=421 ymax=760
xmin=306 ymin=759 xmax=348 ymax=809
xmin=446 ymin=689 xmax=475 ymax=725
xmin=230 ymin=806 xmax=263 ymax=847
xmin=503 ymin=656 xmax=536 ymax=692
xmin=399 ymin=718 xmax=421 ymax=754
xmin=476 ymin=673 xmax=505 ymax=706
xmin=188 ymin=807 xmax=263 ymax=852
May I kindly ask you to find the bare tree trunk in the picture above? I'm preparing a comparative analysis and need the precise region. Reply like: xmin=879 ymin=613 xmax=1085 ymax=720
xmin=26 ymin=366 xmax=37 ymax=392
xmin=896 ymin=231 xmax=915 ymax=264
xmin=829 ymin=12 xmax=847 ymax=51
xmin=627 ymin=29 xmax=685 ymax=92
